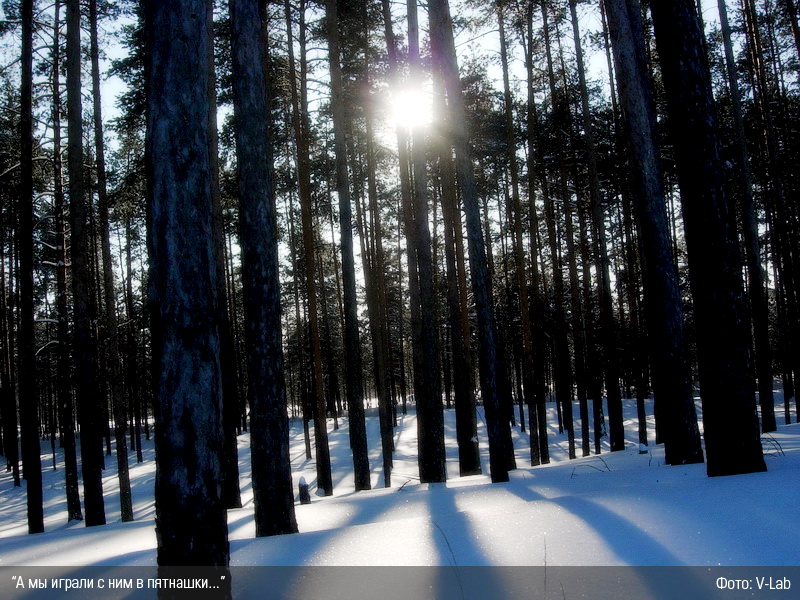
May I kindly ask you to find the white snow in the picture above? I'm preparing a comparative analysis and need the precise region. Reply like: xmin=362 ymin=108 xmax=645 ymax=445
xmin=1 ymin=397 xmax=798 ymax=568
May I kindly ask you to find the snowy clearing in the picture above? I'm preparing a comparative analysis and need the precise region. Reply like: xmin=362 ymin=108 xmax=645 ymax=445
xmin=1 ymin=397 xmax=798 ymax=572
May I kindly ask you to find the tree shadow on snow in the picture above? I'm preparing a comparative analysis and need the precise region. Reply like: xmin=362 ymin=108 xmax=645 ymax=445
xmin=506 ymin=484 xmax=717 ymax=600
xmin=425 ymin=483 xmax=512 ymax=600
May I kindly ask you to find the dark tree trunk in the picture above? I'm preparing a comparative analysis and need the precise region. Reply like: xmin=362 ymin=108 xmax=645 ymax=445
xmin=324 ymin=0 xmax=371 ymax=491
xmin=1 ymin=195 xmax=20 ymax=487
xmin=716 ymin=0 xmax=776 ymax=433
xmin=522 ymin=4 xmax=550 ymax=465
xmin=742 ymin=0 xmax=800 ymax=426
xmin=603 ymin=0 xmax=703 ymax=466
xmin=356 ymin=27 xmax=393 ymax=485
xmin=649 ymin=0 xmax=765 ymax=476
xmin=124 ymin=218 xmax=144 ymax=464
xmin=433 ymin=76 xmax=481 ymax=477
xmin=540 ymin=0 xmax=576 ymax=457
xmin=20 ymin=0 xmax=44 ymax=534
xmin=207 ymin=4 xmax=243 ymax=510
xmin=90 ymin=0 xmax=133 ymax=522
xmin=67 ymin=0 xmax=106 ymax=526
xmin=781 ymin=0 xmax=800 ymax=72
xmin=366 ymin=132 xmax=394 ymax=486
xmin=230 ymin=0 xmax=298 ymax=536
xmin=380 ymin=0 xmax=413 ymax=437
xmin=429 ymin=0 xmax=512 ymax=483
xmin=286 ymin=187 xmax=313 ymax=461
xmin=742 ymin=0 xmax=799 ymax=431
xmin=52 ymin=0 xmax=82 ymax=521
xmin=144 ymin=0 xmax=230 ymax=568
xmin=407 ymin=0 xmax=446 ymax=484
xmin=601 ymin=0 xmax=649 ymax=447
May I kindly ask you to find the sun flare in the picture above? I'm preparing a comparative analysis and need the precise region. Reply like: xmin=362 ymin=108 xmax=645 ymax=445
xmin=391 ymin=88 xmax=434 ymax=130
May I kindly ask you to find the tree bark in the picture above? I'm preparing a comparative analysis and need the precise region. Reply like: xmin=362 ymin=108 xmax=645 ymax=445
xmin=407 ymin=0 xmax=446 ymax=484
xmin=540 ymin=0 xmax=576 ymax=458
xmin=521 ymin=3 xmax=550 ymax=464
xmin=20 ymin=0 xmax=44 ymax=534
xmin=230 ymin=0 xmax=298 ymax=536
xmin=144 ymin=0 xmax=230 ymax=568
xmin=124 ymin=218 xmax=144 ymax=463
xmin=357 ymin=28 xmax=393 ymax=485
xmin=569 ymin=0 xmax=625 ymax=451
xmin=742 ymin=0 xmax=799 ymax=430
xmin=1 ymin=194 xmax=20 ymax=487
xmin=780 ymin=0 xmax=800 ymax=73
xmin=52 ymin=0 xmax=82 ymax=521
xmin=433 ymin=77 xmax=481 ymax=476
xmin=207 ymin=2 xmax=243 ymax=510
xmin=67 ymin=0 xmax=106 ymax=526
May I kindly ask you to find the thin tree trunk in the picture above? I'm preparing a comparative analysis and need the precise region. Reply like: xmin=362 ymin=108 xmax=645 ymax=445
xmin=0 ymin=234 xmax=6 ymax=465
xmin=521 ymin=4 xmax=550 ymax=464
xmin=285 ymin=0 xmax=333 ymax=496
xmin=742 ymin=0 xmax=799 ymax=429
xmin=780 ymin=0 xmax=800 ymax=73
xmin=498 ymin=4 xmax=540 ymax=467
xmin=576 ymin=201 xmax=597 ymax=456
xmin=407 ymin=0 xmax=446 ymax=484
xmin=433 ymin=77 xmax=481 ymax=477
xmin=52 ymin=0 xmax=82 ymax=521
xmin=230 ymin=0 xmax=298 ymax=536
xmin=359 ymin=32 xmax=393 ymax=485
xmin=206 ymin=4 xmax=244 ymax=510
xmin=90 ymin=0 xmax=133 ymax=522
xmin=601 ymin=0 xmax=649 ymax=449
xmin=287 ymin=186 xmax=313 ymax=460
xmin=324 ymin=0 xmax=371 ymax=487
xmin=20 ymin=0 xmax=44 ymax=534
xmin=541 ymin=0 xmax=576 ymax=458
xmin=569 ymin=0 xmax=625 ymax=451
xmin=123 ymin=218 xmax=143 ymax=463
xmin=756 ymin=0 xmax=800 ymax=420
xmin=67 ymin=0 xmax=106 ymax=527
xmin=1 ymin=204 xmax=20 ymax=486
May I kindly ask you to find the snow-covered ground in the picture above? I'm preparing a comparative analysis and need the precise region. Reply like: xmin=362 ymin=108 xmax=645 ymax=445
xmin=1 ymin=396 xmax=798 ymax=572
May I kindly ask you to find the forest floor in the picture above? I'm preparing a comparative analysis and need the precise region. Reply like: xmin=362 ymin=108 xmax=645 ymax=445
xmin=0 ymin=395 xmax=798 ymax=569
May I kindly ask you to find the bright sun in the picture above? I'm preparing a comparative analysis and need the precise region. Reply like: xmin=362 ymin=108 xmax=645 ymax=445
xmin=391 ymin=88 xmax=433 ymax=130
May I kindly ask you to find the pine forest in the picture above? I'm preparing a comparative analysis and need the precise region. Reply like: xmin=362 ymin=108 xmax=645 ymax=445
xmin=0 ymin=0 xmax=799 ymax=581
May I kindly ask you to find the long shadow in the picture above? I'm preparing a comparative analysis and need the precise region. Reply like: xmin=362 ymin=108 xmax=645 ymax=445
xmin=506 ymin=484 xmax=718 ymax=600
xmin=551 ymin=495 xmax=679 ymax=565
xmin=230 ymin=478 xmax=420 ymax=567
xmin=226 ymin=489 xmax=430 ymax=600
xmin=425 ymin=484 xmax=511 ymax=600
